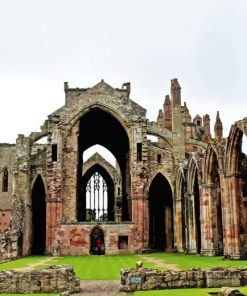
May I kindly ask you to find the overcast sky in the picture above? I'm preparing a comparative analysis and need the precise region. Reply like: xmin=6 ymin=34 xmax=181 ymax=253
xmin=0 ymin=0 xmax=246 ymax=156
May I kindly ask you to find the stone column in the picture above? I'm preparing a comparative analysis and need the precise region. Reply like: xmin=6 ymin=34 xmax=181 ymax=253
xmin=221 ymin=173 xmax=241 ymax=259
xmin=45 ymin=129 xmax=64 ymax=252
xmin=174 ymin=198 xmax=184 ymax=252
xmin=200 ymin=184 xmax=215 ymax=256
xmin=131 ymin=195 xmax=149 ymax=250
xmin=186 ymin=193 xmax=197 ymax=254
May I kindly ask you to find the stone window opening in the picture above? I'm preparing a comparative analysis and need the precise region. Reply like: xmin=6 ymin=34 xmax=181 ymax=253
xmin=157 ymin=154 xmax=161 ymax=164
xmin=52 ymin=144 xmax=57 ymax=162
xmin=2 ymin=167 xmax=8 ymax=192
xmin=118 ymin=235 xmax=128 ymax=249
xmin=137 ymin=143 xmax=142 ymax=162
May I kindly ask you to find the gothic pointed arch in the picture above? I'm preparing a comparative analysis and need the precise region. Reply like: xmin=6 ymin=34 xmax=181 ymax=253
xmin=187 ymin=155 xmax=202 ymax=254
xmin=79 ymin=163 xmax=114 ymax=222
xmin=31 ymin=174 xmax=46 ymax=255
xmin=203 ymin=144 xmax=223 ymax=255
xmin=224 ymin=120 xmax=247 ymax=257
xmin=76 ymin=107 xmax=131 ymax=221
xmin=148 ymin=172 xmax=173 ymax=251
xmin=174 ymin=164 xmax=187 ymax=251
xmin=90 ymin=226 xmax=105 ymax=255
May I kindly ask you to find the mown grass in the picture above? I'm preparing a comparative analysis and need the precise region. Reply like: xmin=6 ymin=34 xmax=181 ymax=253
xmin=36 ymin=254 xmax=158 ymax=280
xmin=1 ymin=253 xmax=247 ymax=280
xmin=0 ymin=256 xmax=47 ymax=271
xmin=134 ymin=287 xmax=247 ymax=296
xmin=143 ymin=253 xmax=247 ymax=270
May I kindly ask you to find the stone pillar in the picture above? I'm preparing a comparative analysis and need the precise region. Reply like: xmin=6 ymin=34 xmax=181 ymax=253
xmin=221 ymin=173 xmax=241 ymax=259
xmin=200 ymin=184 xmax=215 ymax=256
xmin=46 ymin=128 xmax=64 ymax=252
xmin=174 ymin=198 xmax=184 ymax=252
xmin=12 ymin=135 xmax=31 ymax=256
xmin=131 ymin=195 xmax=149 ymax=250
xmin=186 ymin=193 xmax=197 ymax=254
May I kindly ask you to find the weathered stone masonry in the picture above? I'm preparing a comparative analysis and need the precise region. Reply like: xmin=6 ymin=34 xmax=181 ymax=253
xmin=0 ymin=78 xmax=246 ymax=259
xmin=120 ymin=266 xmax=247 ymax=292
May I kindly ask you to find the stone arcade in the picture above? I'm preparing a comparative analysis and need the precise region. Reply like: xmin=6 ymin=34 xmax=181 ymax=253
xmin=0 ymin=79 xmax=247 ymax=259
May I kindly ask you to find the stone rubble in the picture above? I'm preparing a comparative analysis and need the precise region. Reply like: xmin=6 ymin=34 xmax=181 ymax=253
xmin=0 ymin=265 xmax=80 ymax=294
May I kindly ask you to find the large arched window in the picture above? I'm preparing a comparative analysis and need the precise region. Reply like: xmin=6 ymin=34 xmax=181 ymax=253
xmin=78 ymin=164 xmax=114 ymax=222
xmin=85 ymin=172 xmax=108 ymax=222
xmin=2 ymin=167 xmax=8 ymax=192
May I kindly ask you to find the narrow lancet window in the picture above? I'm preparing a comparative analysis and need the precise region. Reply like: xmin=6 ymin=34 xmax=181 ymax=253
xmin=2 ymin=168 xmax=8 ymax=192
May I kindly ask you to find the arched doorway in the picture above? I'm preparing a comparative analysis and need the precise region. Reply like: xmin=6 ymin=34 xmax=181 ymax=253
xmin=194 ymin=171 xmax=201 ymax=254
xmin=77 ymin=108 xmax=130 ymax=221
xmin=149 ymin=173 xmax=173 ymax=250
xmin=31 ymin=175 xmax=46 ymax=255
xmin=90 ymin=227 xmax=105 ymax=255
xmin=78 ymin=164 xmax=114 ymax=222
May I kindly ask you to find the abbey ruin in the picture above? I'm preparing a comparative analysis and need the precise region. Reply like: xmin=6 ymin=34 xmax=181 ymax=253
xmin=0 ymin=79 xmax=246 ymax=260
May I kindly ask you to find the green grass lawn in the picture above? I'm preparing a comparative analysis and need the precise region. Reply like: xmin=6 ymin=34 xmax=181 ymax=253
xmin=143 ymin=253 xmax=247 ymax=270
xmin=1 ymin=253 xmax=247 ymax=295
xmin=134 ymin=287 xmax=247 ymax=296
xmin=0 ymin=256 xmax=47 ymax=271
xmin=0 ymin=252 xmax=247 ymax=281
xmin=36 ymin=254 xmax=158 ymax=280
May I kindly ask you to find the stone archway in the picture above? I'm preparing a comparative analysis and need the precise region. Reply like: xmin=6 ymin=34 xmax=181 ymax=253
xmin=31 ymin=175 xmax=46 ymax=255
xmin=90 ymin=226 xmax=105 ymax=255
xmin=187 ymin=156 xmax=202 ymax=254
xmin=77 ymin=108 xmax=130 ymax=221
xmin=174 ymin=169 xmax=186 ymax=252
xmin=148 ymin=173 xmax=173 ymax=251
xmin=223 ymin=121 xmax=247 ymax=258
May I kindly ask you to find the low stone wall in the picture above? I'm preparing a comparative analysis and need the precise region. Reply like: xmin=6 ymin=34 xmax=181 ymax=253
xmin=120 ymin=267 xmax=247 ymax=292
xmin=0 ymin=265 xmax=80 ymax=294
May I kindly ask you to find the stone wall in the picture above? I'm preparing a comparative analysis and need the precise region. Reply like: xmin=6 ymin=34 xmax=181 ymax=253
xmin=120 ymin=267 xmax=247 ymax=292
xmin=0 ymin=265 xmax=80 ymax=294
xmin=53 ymin=222 xmax=134 ymax=255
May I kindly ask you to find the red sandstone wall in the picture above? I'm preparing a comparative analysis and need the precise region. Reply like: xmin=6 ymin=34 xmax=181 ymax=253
xmin=0 ymin=210 xmax=11 ymax=234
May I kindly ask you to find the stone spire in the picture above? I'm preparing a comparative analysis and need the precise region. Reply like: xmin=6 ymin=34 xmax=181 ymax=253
xmin=202 ymin=114 xmax=211 ymax=143
xmin=157 ymin=109 xmax=163 ymax=126
xmin=163 ymin=95 xmax=172 ymax=130
xmin=182 ymin=102 xmax=191 ymax=123
xmin=171 ymin=79 xmax=185 ymax=160
xmin=214 ymin=111 xmax=223 ymax=139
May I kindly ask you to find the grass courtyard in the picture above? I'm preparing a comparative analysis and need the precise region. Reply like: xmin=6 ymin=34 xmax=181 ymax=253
xmin=1 ymin=253 xmax=247 ymax=295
